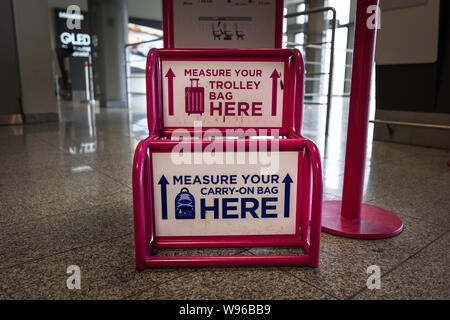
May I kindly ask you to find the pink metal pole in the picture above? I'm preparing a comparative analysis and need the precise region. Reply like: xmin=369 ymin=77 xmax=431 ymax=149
xmin=321 ymin=0 xmax=403 ymax=239
xmin=342 ymin=0 xmax=377 ymax=220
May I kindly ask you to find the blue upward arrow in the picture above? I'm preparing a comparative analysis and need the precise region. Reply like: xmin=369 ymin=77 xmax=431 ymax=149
xmin=158 ymin=175 xmax=169 ymax=219
xmin=282 ymin=174 xmax=293 ymax=218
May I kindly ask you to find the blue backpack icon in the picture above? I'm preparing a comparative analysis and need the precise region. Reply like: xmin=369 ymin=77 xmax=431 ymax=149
xmin=175 ymin=188 xmax=195 ymax=219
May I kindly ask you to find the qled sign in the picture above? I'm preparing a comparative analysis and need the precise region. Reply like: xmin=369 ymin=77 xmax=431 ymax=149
xmin=54 ymin=9 xmax=91 ymax=57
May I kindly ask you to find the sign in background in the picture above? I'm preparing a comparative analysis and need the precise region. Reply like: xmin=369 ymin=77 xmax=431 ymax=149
xmin=166 ymin=0 xmax=281 ymax=48
xmin=161 ymin=60 xmax=285 ymax=128
xmin=152 ymin=151 xmax=299 ymax=237
xmin=54 ymin=8 xmax=91 ymax=58
xmin=376 ymin=0 xmax=440 ymax=64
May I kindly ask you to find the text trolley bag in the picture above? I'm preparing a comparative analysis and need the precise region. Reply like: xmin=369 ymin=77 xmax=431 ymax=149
xmin=132 ymin=48 xmax=323 ymax=269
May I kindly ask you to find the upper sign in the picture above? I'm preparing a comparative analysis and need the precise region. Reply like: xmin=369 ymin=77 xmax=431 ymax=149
xmin=163 ymin=0 xmax=284 ymax=48
xmin=161 ymin=59 xmax=286 ymax=128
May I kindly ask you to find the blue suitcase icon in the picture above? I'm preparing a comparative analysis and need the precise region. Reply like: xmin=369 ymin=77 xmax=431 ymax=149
xmin=175 ymin=188 xmax=195 ymax=219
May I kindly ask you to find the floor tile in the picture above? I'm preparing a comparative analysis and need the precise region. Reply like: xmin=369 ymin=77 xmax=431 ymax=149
xmin=150 ymin=247 xmax=246 ymax=257
xmin=284 ymin=250 xmax=390 ymax=299
xmin=0 ymin=135 xmax=54 ymax=155
xmin=323 ymin=161 xmax=432 ymax=203
xmin=130 ymin=269 xmax=225 ymax=300
xmin=320 ymin=214 xmax=447 ymax=260
xmin=297 ymin=213 xmax=448 ymax=299
xmin=0 ymin=150 xmax=86 ymax=177
xmin=367 ymin=141 xmax=428 ymax=165
xmin=321 ymin=158 xmax=346 ymax=179
xmin=386 ymin=147 xmax=450 ymax=179
xmin=366 ymin=176 xmax=450 ymax=226
xmin=246 ymin=247 xmax=306 ymax=256
xmin=0 ymin=235 xmax=168 ymax=299
xmin=0 ymin=199 xmax=134 ymax=268
xmin=132 ymin=266 xmax=332 ymax=300
xmin=0 ymin=171 xmax=131 ymax=224
xmin=353 ymin=231 xmax=450 ymax=300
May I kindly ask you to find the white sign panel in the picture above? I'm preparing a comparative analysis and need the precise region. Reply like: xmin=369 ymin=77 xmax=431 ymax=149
xmin=161 ymin=60 xmax=285 ymax=128
xmin=376 ymin=0 xmax=440 ymax=64
xmin=152 ymin=152 xmax=299 ymax=237
xmin=170 ymin=0 xmax=279 ymax=48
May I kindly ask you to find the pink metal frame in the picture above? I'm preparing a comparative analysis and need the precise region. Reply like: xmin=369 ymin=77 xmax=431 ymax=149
xmin=132 ymin=48 xmax=323 ymax=269
xmin=162 ymin=0 xmax=284 ymax=49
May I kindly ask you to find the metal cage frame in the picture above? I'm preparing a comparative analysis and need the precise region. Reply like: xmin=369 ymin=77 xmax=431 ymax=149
xmin=132 ymin=48 xmax=323 ymax=269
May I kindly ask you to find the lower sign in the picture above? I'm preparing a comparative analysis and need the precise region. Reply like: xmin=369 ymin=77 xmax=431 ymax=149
xmin=152 ymin=152 xmax=299 ymax=237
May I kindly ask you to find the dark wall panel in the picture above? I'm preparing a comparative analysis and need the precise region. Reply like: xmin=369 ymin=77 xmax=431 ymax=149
xmin=435 ymin=0 xmax=450 ymax=114
xmin=376 ymin=1 xmax=450 ymax=115
xmin=0 ymin=0 xmax=22 ymax=115
xmin=376 ymin=63 xmax=438 ymax=113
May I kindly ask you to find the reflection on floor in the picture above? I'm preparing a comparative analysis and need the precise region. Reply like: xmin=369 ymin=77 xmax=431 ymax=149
xmin=0 ymin=99 xmax=448 ymax=299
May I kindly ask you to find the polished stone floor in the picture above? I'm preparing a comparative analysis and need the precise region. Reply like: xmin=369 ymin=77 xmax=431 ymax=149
xmin=0 ymin=99 xmax=449 ymax=300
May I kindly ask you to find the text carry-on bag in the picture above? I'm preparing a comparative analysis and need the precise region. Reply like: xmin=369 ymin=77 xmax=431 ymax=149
xmin=185 ymin=78 xmax=204 ymax=115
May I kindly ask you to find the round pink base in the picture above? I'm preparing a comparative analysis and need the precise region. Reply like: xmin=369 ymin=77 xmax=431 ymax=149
xmin=321 ymin=200 xmax=403 ymax=239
